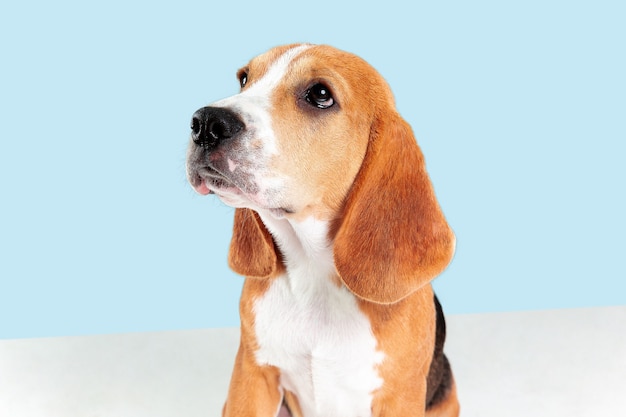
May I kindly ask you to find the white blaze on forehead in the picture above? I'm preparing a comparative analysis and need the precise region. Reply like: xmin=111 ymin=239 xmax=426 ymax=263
xmin=212 ymin=43 xmax=312 ymax=111
xmin=245 ymin=43 xmax=313 ymax=96
xmin=207 ymin=44 xmax=313 ymax=209
xmin=210 ymin=44 xmax=313 ymax=158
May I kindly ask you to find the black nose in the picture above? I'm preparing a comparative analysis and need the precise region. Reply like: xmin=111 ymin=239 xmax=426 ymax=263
xmin=190 ymin=107 xmax=244 ymax=149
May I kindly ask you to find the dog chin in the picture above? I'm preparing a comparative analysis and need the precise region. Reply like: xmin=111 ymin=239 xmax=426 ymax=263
xmin=217 ymin=190 xmax=292 ymax=219
xmin=192 ymin=176 xmax=291 ymax=219
xmin=211 ymin=186 xmax=261 ymax=210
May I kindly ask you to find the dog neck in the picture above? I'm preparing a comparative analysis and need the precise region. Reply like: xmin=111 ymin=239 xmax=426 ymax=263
xmin=257 ymin=210 xmax=336 ymax=288
xmin=252 ymin=209 xmax=384 ymax=415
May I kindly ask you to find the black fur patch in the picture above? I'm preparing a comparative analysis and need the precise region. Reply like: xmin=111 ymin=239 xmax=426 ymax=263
xmin=425 ymin=295 xmax=453 ymax=409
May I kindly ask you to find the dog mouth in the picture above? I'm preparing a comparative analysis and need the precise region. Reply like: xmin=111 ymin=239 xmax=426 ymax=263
xmin=188 ymin=156 xmax=296 ymax=217
xmin=190 ymin=166 xmax=293 ymax=217
xmin=191 ymin=165 xmax=236 ymax=195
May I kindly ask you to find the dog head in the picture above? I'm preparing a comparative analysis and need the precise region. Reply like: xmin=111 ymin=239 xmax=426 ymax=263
xmin=186 ymin=44 xmax=455 ymax=303
xmin=186 ymin=43 xmax=393 ymax=220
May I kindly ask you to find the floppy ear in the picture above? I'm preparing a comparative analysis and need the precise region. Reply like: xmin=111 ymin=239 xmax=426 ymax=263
xmin=333 ymin=112 xmax=455 ymax=304
xmin=228 ymin=208 xmax=282 ymax=279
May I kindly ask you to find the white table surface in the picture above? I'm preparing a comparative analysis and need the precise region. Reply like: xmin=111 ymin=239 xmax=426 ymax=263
xmin=1 ymin=306 xmax=625 ymax=417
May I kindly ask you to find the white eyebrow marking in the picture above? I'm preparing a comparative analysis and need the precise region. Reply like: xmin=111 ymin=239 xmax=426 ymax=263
xmin=245 ymin=44 xmax=313 ymax=96
xmin=210 ymin=44 xmax=313 ymax=159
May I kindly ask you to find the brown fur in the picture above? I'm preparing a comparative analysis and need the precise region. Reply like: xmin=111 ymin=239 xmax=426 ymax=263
xmin=221 ymin=44 xmax=458 ymax=417
xmin=333 ymin=108 xmax=455 ymax=304
xmin=228 ymin=208 xmax=283 ymax=279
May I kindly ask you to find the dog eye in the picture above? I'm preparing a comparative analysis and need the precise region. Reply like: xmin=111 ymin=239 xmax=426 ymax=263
xmin=238 ymin=71 xmax=248 ymax=88
xmin=305 ymin=83 xmax=334 ymax=109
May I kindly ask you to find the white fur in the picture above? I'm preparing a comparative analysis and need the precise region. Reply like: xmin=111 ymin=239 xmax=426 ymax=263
xmin=254 ymin=214 xmax=384 ymax=417
xmin=210 ymin=45 xmax=313 ymax=210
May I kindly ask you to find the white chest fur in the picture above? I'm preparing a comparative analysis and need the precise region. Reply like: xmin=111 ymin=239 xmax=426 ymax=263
xmin=253 ymin=215 xmax=384 ymax=417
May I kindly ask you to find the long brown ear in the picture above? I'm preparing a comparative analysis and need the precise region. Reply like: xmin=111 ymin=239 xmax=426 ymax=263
xmin=228 ymin=208 xmax=282 ymax=279
xmin=333 ymin=112 xmax=455 ymax=304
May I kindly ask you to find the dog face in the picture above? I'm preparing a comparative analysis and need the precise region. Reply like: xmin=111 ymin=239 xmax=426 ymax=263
xmin=186 ymin=44 xmax=396 ymax=221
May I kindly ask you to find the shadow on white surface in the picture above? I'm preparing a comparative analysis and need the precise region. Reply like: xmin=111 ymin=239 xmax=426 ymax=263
xmin=1 ymin=306 xmax=624 ymax=417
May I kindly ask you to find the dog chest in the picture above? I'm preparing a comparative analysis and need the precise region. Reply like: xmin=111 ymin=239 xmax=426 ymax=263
xmin=253 ymin=271 xmax=384 ymax=417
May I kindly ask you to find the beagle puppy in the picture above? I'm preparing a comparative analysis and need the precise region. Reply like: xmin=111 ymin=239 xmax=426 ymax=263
xmin=186 ymin=44 xmax=458 ymax=417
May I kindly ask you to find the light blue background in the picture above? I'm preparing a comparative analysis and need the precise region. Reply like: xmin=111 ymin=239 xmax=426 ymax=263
xmin=1 ymin=1 xmax=624 ymax=339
